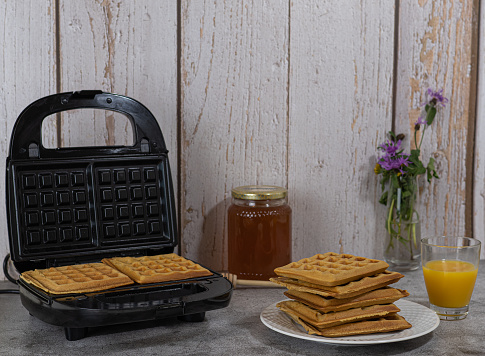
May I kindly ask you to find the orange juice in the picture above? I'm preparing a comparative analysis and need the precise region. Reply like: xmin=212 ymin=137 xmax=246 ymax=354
xmin=423 ymin=260 xmax=478 ymax=308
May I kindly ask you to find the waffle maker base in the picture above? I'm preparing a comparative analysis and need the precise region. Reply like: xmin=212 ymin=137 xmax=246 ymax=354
xmin=17 ymin=265 xmax=232 ymax=341
xmin=6 ymin=91 xmax=233 ymax=340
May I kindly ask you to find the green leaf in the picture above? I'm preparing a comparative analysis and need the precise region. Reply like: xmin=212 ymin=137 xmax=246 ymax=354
xmin=416 ymin=163 xmax=426 ymax=175
xmin=391 ymin=173 xmax=399 ymax=188
xmin=379 ymin=191 xmax=388 ymax=205
xmin=407 ymin=160 xmax=426 ymax=176
xmin=426 ymin=106 xmax=437 ymax=125
xmin=380 ymin=175 xmax=390 ymax=191
xmin=409 ymin=149 xmax=421 ymax=164
xmin=410 ymin=148 xmax=420 ymax=157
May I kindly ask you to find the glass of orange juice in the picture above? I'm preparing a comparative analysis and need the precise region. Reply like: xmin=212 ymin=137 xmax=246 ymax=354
xmin=421 ymin=236 xmax=481 ymax=320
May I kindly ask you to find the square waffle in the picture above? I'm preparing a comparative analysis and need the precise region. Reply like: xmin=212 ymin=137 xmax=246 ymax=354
xmin=276 ymin=300 xmax=400 ymax=328
xmin=285 ymin=310 xmax=412 ymax=337
xmin=270 ymin=270 xmax=404 ymax=299
xmin=274 ymin=252 xmax=389 ymax=286
xmin=284 ymin=287 xmax=410 ymax=313
xmin=102 ymin=253 xmax=213 ymax=284
xmin=20 ymin=263 xmax=133 ymax=295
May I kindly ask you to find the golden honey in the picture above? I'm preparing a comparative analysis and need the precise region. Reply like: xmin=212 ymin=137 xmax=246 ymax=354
xmin=228 ymin=185 xmax=292 ymax=280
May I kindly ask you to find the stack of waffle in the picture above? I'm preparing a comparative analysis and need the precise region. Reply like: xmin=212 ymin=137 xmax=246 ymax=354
xmin=270 ymin=252 xmax=412 ymax=337
xmin=19 ymin=253 xmax=212 ymax=295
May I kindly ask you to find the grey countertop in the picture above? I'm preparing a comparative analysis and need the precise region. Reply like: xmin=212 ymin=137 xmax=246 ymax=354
xmin=1 ymin=266 xmax=484 ymax=356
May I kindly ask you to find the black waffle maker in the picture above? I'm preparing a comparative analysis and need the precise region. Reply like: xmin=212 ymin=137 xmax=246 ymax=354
xmin=6 ymin=91 xmax=232 ymax=341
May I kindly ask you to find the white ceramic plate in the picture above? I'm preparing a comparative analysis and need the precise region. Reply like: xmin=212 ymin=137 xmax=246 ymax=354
xmin=260 ymin=299 xmax=440 ymax=345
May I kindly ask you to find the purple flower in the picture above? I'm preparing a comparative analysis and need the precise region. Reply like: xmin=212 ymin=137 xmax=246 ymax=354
xmin=379 ymin=154 xmax=410 ymax=174
xmin=414 ymin=115 xmax=427 ymax=130
xmin=423 ymin=88 xmax=449 ymax=107
xmin=395 ymin=155 xmax=411 ymax=169
xmin=378 ymin=139 xmax=402 ymax=156
xmin=415 ymin=116 xmax=427 ymax=126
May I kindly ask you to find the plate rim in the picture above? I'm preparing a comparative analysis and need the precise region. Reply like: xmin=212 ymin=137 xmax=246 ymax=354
xmin=260 ymin=299 xmax=440 ymax=346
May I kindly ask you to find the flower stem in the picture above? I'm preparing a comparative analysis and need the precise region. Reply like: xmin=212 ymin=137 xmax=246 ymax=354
xmin=417 ymin=126 xmax=426 ymax=151
xmin=386 ymin=198 xmax=395 ymax=251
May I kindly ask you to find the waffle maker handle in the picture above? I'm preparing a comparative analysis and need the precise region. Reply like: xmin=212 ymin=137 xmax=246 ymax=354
xmin=8 ymin=90 xmax=168 ymax=160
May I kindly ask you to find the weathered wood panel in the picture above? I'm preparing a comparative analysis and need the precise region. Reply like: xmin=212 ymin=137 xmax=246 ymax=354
xmin=473 ymin=0 xmax=485 ymax=256
xmin=288 ymin=1 xmax=395 ymax=260
xmin=57 ymin=0 xmax=178 ymax=254
xmin=0 ymin=0 xmax=482 ymax=281
xmin=394 ymin=0 xmax=478 ymax=247
xmin=58 ymin=0 xmax=177 ymax=165
xmin=180 ymin=0 xmax=290 ymax=270
xmin=0 ymin=1 xmax=57 ymax=273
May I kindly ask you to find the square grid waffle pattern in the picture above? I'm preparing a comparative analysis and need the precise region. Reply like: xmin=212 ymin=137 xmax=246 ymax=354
xmin=274 ymin=252 xmax=389 ymax=286
xmin=102 ymin=254 xmax=212 ymax=284
xmin=95 ymin=162 xmax=169 ymax=244
xmin=21 ymin=263 xmax=133 ymax=294
xmin=13 ymin=158 xmax=172 ymax=258
xmin=17 ymin=164 xmax=92 ymax=254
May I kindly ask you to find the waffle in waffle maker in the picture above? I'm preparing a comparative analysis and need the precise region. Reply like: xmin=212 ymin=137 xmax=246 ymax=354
xmin=6 ymin=91 xmax=232 ymax=340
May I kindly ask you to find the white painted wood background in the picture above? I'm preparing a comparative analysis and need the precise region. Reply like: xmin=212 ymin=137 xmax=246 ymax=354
xmin=0 ymin=0 xmax=481 ymax=279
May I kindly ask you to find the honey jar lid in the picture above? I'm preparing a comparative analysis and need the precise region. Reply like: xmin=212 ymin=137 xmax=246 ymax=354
xmin=231 ymin=185 xmax=287 ymax=200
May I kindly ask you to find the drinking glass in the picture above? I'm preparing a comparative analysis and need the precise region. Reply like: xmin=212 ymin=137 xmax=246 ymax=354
xmin=421 ymin=236 xmax=481 ymax=320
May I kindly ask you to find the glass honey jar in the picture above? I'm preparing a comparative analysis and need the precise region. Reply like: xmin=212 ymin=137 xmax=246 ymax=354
xmin=228 ymin=185 xmax=292 ymax=281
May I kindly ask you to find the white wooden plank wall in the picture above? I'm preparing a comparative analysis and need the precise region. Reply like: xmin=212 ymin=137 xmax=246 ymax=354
xmin=57 ymin=0 xmax=177 ymax=162
xmin=288 ymin=0 xmax=395 ymax=260
xmin=0 ymin=0 xmax=483 ymax=279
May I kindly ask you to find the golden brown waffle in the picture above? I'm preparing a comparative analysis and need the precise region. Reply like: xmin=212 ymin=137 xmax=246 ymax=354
xmin=284 ymin=287 xmax=410 ymax=313
xmin=285 ymin=309 xmax=412 ymax=337
xmin=102 ymin=253 xmax=212 ymax=284
xmin=270 ymin=270 xmax=403 ymax=299
xmin=20 ymin=263 xmax=133 ymax=295
xmin=277 ymin=300 xmax=400 ymax=328
xmin=274 ymin=252 xmax=389 ymax=286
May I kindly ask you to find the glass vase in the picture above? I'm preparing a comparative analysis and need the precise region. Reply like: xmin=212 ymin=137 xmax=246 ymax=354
xmin=383 ymin=177 xmax=421 ymax=271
